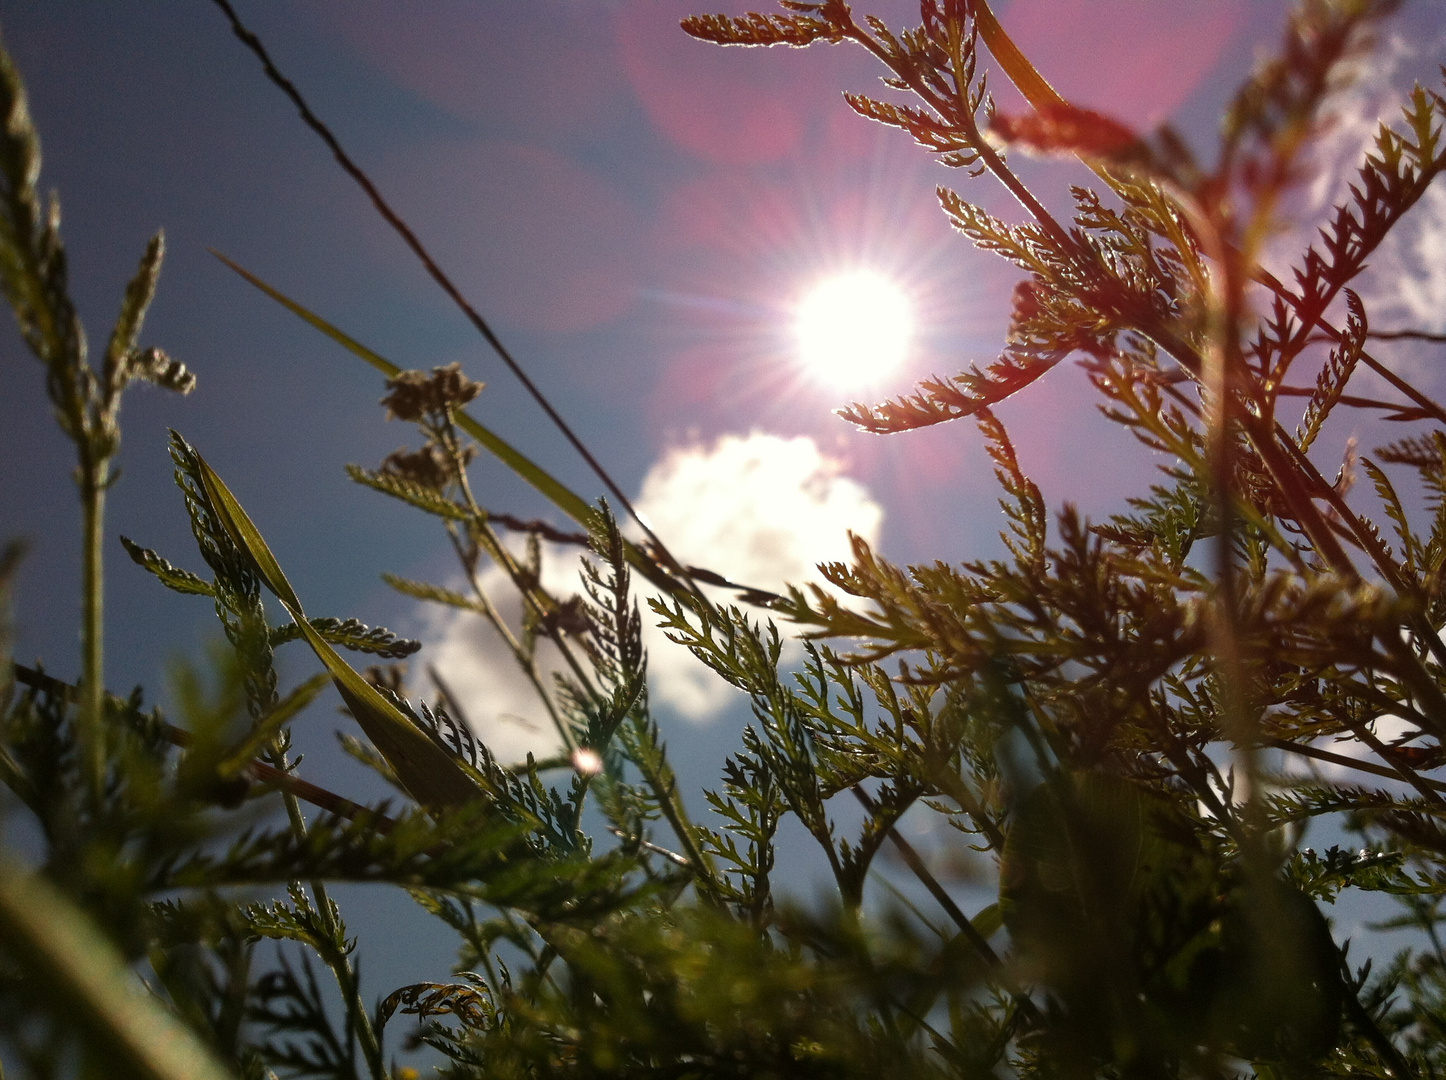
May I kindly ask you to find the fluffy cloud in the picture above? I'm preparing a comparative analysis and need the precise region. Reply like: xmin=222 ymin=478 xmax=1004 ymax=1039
xmin=1370 ymin=182 xmax=1446 ymax=335
xmin=632 ymin=432 xmax=883 ymax=719
xmin=415 ymin=559 xmax=578 ymax=768
xmin=416 ymin=432 xmax=884 ymax=763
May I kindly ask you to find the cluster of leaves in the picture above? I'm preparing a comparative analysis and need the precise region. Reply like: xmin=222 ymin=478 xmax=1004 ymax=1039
xmin=7 ymin=1 xmax=1446 ymax=1078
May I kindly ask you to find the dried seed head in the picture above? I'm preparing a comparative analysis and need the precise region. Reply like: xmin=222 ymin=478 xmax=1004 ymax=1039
xmin=131 ymin=347 xmax=196 ymax=394
xmin=364 ymin=663 xmax=409 ymax=699
xmin=381 ymin=362 xmax=484 ymax=422
xmin=381 ymin=444 xmax=452 ymax=490
xmin=541 ymin=595 xmax=591 ymax=637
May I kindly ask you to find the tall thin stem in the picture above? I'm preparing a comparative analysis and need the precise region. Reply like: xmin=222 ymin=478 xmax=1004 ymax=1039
xmin=78 ymin=454 xmax=109 ymax=805
xmin=266 ymin=742 xmax=385 ymax=1078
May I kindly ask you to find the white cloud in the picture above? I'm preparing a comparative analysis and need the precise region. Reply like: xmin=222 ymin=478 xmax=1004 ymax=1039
xmin=631 ymin=432 xmax=883 ymax=719
xmin=416 ymin=556 xmax=579 ymax=767
xmin=1371 ymin=181 xmax=1446 ymax=334
xmin=416 ymin=431 xmax=884 ymax=763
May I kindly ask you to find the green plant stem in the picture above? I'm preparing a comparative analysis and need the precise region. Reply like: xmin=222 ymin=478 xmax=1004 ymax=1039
xmin=444 ymin=521 xmax=574 ymax=752
xmin=311 ymin=876 xmax=384 ymax=1080
xmin=1339 ymin=717 xmax=1446 ymax=806
xmin=626 ymin=721 xmax=720 ymax=902
xmin=1342 ymin=988 xmax=1416 ymax=1080
xmin=79 ymin=455 xmax=109 ymax=805
xmin=266 ymin=744 xmax=385 ymax=1079
xmin=839 ymin=9 xmax=1079 ymax=258
xmin=441 ymin=415 xmax=600 ymax=707
xmin=851 ymin=786 xmax=1045 ymax=1028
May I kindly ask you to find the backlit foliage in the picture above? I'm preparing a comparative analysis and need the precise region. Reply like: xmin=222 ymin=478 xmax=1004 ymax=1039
xmin=5 ymin=1 xmax=1446 ymax=1078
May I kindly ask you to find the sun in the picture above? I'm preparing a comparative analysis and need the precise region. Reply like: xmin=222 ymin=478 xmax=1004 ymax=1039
xmin=795 ymin=270 xmax=912 ymax=390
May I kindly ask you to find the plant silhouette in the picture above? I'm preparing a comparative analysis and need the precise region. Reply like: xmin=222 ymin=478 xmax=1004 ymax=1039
xmin=5 ymin=2 xmax=1446 ymax=1077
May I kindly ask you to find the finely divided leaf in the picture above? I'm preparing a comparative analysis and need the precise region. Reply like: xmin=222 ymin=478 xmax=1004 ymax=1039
xmin=1297 ymin=290 xmax=1366 ymax=452
xmin=382 ymin=573 xmax=484 ymax=613
xmin=346 ymin=463 xmax=469 ymax=520
xmin=269 ymin=616 xmax=421 ymax=659
xmin=680 ymin=10 xmax=844 ymax=47
xmin=120 ymin=536 xmax=215 ymax=597
xmin=210 ymin=252 xmax=688 ymax=597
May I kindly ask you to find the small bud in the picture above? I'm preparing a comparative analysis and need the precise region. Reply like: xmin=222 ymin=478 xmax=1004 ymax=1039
xmin=131 ymin=347 xmax=197 ymax=394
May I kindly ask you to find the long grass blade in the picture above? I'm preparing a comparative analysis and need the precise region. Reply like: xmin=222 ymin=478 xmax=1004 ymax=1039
xmin=205 ymin=0 xmax=708 ymax=605
xmin=191 ymin=450 xmax=481 ymax=810
xmin=0 ymin=848 xmax=237 ymax=1080
xmin=973 ymin=0 xmax=1065 ymax=111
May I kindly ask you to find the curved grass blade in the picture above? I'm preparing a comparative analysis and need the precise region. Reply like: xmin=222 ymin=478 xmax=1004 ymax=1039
xmin=192 ymin=453 xmax=303 ymax=612
xmin=972 ymin=0 xmax=1127 ymax=194
xmin=296 ymin=618 xmax=482 ymax=810
xmin=0 ymin=847 xmax=237 ymax=1080
xmin=190 ymin=449 xmax=481 ymax=810
xmin=973 ymin=0 xmax=1065 ymax=112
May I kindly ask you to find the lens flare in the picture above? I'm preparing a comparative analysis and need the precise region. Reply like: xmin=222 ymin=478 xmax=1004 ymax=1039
xmin=796 ymin=271 xmax=911 ymax=390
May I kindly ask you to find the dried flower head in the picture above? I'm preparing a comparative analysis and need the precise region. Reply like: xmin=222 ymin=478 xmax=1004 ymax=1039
xmin=541 ymin=595 xmax=591 ymax=638
xmin=380 ymin=444 xmax=468 ymax=491
xmin=381 ymin=362 xmax=484 ymax=422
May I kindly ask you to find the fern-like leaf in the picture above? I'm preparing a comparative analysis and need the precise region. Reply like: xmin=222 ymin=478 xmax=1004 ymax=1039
xmin=1296 ymin=289 xmax=1367 ymax=451
xmin=680 ymin=8 xmax=845 ymax=47
xmin=346 ymin=463 xmax=469 ymax=520
xmin=381 ymin=573 xmax=484 ymax=613
xmin=120 ymin=536 xmax=215 ymax=597
xmin=269 ymin=617 xmax=421 ymax=659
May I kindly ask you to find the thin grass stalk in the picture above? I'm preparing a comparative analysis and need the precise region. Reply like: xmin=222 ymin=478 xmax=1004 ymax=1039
xmin=262 ymin=738 xmax=385 ymax=1077
xmin=443 ymin=519 xmax=575 ymax=752
xmin=206 ymin=0 xmax=711 ymax=602
xmin=79 ymin=455 xmax=109 ymax=804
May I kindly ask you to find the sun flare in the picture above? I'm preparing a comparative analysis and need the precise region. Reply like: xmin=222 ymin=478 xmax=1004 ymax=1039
xmin=795 ymin=271 xmax=912 ymax=390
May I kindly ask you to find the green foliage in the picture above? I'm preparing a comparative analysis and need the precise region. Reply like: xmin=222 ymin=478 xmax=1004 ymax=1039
xmin=7 ymin=2 xmax=1446 ymax=1078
